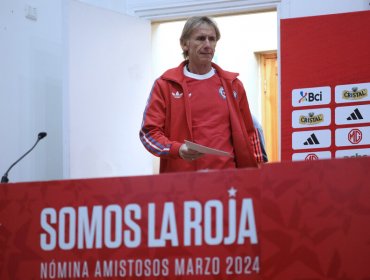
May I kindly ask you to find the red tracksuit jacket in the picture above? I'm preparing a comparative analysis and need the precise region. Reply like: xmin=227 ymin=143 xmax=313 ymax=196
xmin=140 ymin=61 xmax=263 ymax=173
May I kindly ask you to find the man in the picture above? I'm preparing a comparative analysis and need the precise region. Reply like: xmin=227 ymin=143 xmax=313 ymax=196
xmin=140 ymin=16 xmax=264 ymax=173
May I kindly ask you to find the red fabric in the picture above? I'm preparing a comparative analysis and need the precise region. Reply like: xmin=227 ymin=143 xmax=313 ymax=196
xmin=140 ymin=61 xmax=263 ymax=173
xmin=185 ymin=72 xmax=235 ymax=170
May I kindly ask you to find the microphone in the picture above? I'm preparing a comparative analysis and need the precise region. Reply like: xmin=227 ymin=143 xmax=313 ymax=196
xmin=1 ymin=132 xmax=47 ymax=183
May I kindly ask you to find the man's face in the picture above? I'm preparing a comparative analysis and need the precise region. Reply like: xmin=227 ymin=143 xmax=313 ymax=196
xmin=182 ymin=23 xmax=217 ymax=66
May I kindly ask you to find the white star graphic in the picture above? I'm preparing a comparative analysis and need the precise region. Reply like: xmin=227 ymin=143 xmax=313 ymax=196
xmin=228 ymin=187 xmax=237 ymax=197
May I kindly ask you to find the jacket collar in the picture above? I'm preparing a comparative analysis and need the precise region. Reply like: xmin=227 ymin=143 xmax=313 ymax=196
xmin=162 ymin=61 xmax=239 ymax=83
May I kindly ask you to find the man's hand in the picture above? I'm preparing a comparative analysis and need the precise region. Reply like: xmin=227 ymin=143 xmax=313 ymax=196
xmin=179 ymin=144 xmax=204 ymax=161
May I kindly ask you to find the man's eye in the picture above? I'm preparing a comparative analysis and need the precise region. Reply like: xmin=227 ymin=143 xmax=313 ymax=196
xmin=196 ymin=36 xmax=216 ymax=42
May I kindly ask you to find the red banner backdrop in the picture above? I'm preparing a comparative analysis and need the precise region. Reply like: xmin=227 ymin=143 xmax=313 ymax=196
xmin=280 ymin=10 xmax=370 ymax=161
xmin=1 ymin=157 xmax=369 ymax=279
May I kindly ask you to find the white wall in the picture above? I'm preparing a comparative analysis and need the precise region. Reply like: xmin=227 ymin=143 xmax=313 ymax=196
xmin=0 ymin=0 xmax=154 ymax=183
xmin=0 ymin=0 xmax=63 ymax=183
xmin=126 ymin=0 xmax=369 ymax=20
xmin=77 ymin=0 xmax=127 ymax=15
xmin=126 ymin=0 xmax=281 ymax=20
xmin=67 ymin=0 xmax=153 ymax=179
xmin=215 ymin=13 xmax=277 ymax=119
xmin=279 ymin=0 xmax=369 ymax=19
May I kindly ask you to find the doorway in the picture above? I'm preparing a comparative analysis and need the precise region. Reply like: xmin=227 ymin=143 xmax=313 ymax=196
xmin=260 ymin=52 xmax=279 ymax=162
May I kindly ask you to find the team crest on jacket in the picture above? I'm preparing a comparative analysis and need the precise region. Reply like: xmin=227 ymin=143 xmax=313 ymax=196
xmin=172 ymin=91 xmax=183 ymax=98
xmin=219 ymin=87 xmax=226 ymax=99
xmin=233 ymin=91 xmax=238 ymax=99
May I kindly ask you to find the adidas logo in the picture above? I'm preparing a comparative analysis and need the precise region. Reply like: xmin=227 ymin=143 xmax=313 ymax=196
xmin=303 ymin=133 xmax=320 ymax=145
xmin=171 ymin=91 xmax=183 ymax=99
xmin=292 ymin=129 xmax=331 ymax=150
xmin=346 ymin=108 xmax=363 ymax=120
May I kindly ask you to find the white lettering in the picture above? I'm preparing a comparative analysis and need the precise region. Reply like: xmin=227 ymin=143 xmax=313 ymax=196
xmin=78 ymin=206 xmax=102 ymax=249
xmin=40 ymin=261 xmax=88 ymax=279
xmin=40 ymin=208 xmax=57 ymax=251
xmin=174 ymin=257 xmax=220 ymax=275
xmin=148 ymin=202 xmax=179 ymax=247
xmin=204 ymin=200 xmax=223 ymax=245
xmin=124 ymin=204 xmax=141 ymax=248
xmin=39 ymin=196 xmax=258 ymax=251
xmin=224 ymin=198 xmax=236 ymax=244
xmin=148 ymin=203 xmax=163 ymax=247
xmin=160 ymin=202 xmax=179 ymax=246
xmin=59 ymin=207 xmax=76 ymax=250
xmin=184 ymin=201 xmax=202 ymax=246
xmin=104 ymin=205 xmax=122 ymax=248
xmin=237 ymin=199 xmax=258 ymax=244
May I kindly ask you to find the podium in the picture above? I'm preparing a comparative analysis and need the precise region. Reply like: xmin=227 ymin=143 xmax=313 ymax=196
xmin=1 ymin=157 xmax=369 ymax=279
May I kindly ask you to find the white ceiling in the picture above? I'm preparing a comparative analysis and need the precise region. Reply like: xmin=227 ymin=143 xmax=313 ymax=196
xmin=79 ymin=0 xmax=280 ymax=21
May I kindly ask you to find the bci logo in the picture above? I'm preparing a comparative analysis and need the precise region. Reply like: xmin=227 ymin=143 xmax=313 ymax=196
xmin=299 ymin=91 xmax=323 ymax=103
xmin=292 ymin=86 xmax=331 ymax=107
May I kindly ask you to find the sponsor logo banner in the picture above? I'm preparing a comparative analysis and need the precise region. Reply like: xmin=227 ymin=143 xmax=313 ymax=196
xmin=335 ymin=148 xmax=370 ymax=158
xmin=335 ymin=82 xmax=370 ymax=103
xmin=292 ymin=86 xmax=331 ymax=107
xmin=335 ymin=104 xmax=370 ymax=125
xmin=335 ymin=126 xmax=370 ymax=147
xmin=292 ymin=129 xmax=331 ymax=150
xmin=292 ymin=151 xmax=331 ymax=161
xmin=292 ymin=108 xmax=331 ymax=128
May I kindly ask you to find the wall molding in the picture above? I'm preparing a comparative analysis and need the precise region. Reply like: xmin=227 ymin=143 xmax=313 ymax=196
xmin=126 ymin=0 xmax=281 ymax=21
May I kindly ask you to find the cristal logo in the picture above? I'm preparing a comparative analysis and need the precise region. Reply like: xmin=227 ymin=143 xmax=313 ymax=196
xmin=299 ymin=112 xmax=324 ymax=125
xmin=299 ymin=91 xmax=323 ymax=103
xmin=342 ymin=87 xmax=368 ymax=100
xmin=40 ymin=188 xmax=258 ymax=251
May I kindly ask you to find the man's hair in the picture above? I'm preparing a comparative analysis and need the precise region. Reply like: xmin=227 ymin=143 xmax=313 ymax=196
xmin=180 ymin=16 xmax=221 ymax=59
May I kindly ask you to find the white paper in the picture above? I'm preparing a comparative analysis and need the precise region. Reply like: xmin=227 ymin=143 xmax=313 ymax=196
xmin=185 ymin=140 xmax=233 ymax=157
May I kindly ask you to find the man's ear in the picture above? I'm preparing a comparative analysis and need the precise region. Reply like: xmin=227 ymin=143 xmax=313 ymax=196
xmin=181 ymin=40 xmax=189 ymax=51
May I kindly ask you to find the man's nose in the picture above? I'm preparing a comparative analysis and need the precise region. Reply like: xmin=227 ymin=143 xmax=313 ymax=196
xmin=203 ymin=37 xmax=212 ymax=47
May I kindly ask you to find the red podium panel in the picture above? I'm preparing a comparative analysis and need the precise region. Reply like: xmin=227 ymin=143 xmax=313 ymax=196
xmin=1 ymin=157 xmax=369 ymax=279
